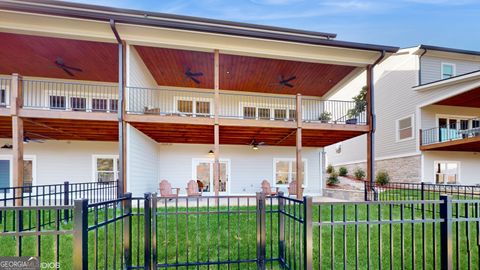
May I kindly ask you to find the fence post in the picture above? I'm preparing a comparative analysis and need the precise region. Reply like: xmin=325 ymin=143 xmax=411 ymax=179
xmin=256 ymin=192 xmax=266 ymax=270
xmin=64 ymin=181 xmax=69 ymax=222
xmin=303 ymin=196 xmax=313 ymax=270
xmin=364 ymin=182 xmax=368 ymax=201
xmin=124 ymin=192 xmax=132 ymax=270
xmin=73 ymin=198 xmax=88 ymax=270
xmin=439 ymin=195 xmax=453 ymax=270
xmin=151 ymin=193 xmax=157 ymax=269
xmin=421 ymin=182 xmax=425 ymax=201
xmin=144 ymin=193 xmax=152 ymax=270
xmin=278 ymin=192 xmax=285 ymax=264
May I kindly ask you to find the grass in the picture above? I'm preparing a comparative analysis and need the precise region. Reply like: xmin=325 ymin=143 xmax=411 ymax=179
xmin=0 ymin=199 xmax=479 ymax=270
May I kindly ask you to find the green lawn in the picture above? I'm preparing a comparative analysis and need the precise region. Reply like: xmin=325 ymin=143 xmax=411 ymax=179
xmin=0 ymin=200 xmax=478 ymax=270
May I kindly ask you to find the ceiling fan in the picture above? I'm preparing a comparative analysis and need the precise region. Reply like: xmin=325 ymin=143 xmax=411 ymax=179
xmin=55 ymin=57 xmax=83 ymax=76
xmin=278 ymin=75 xmax=296 ymax=88
xmin=249 ymin=139 xmax=265 ymax=150
xmin=184 ymin=68 xmax=203 ymax=84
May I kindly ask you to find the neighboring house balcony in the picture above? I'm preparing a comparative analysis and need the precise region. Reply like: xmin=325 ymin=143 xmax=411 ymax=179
xmin=421 ymin=120 xmax=480 ymax=152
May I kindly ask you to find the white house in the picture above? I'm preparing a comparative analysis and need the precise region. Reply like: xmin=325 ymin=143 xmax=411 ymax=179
xmin=0 ymin=0 xmax=397 ymax=197
xmin=327 ymin=45 xmax=480 ymax=185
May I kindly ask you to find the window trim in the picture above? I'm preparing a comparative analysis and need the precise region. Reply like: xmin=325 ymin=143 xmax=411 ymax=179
xmin=92 ymin=155 xmax=119 ymax=183
xmin=433 ymin=160 xmax=460 ymax=184
xmin=441 ymin=62 xmax=456 ymax=80
xmin=272 ymin=158 xmax=308 ymax=187
xmin=396 ymin=114 xmax=415 ymax=142
xmin=174 ymin=96 xmax=213 ymax=117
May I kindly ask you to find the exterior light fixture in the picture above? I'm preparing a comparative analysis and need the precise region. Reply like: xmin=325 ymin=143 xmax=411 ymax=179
xmin=208 ymin=150 xmax=214 ymax=156
xmin=252 ymin=144 xmax=259 ymax=150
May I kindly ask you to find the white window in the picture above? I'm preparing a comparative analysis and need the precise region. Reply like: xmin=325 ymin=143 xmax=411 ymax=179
xmin=49 ymin=95 xmax=66 ymax=110
xmin=441 ymin=63 xmax=455 ymax=79
xmin=174 ymin=97 xmax=212 ymax=117
xmin=434 ymin=161 xmax=459 ymax=184
xmin=273 ymin=158 xmax=307 ymax=186
xmin=396 ymin=115 xmax=414 ymax=142
xmin=241 ymin=104 xmax=295 ymax=121
xmin=93 ymin=155 xmax=119 ymax=183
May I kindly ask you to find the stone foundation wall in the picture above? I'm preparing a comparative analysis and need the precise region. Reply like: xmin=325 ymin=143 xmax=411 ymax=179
xmin=332 ymin=155 xmax=421 ymax=183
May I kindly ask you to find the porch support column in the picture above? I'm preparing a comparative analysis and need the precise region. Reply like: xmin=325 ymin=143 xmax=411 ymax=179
xmin=117 ymin=42 xmax=127 ymax=197
xmin=11 ymin=74 xmax=24 ymax=205
xmin=296 ymin=93 xmax=303 ymax=199
xmin=366 ymin=51 xmax=385 ymax=201
xmin=213 ymin=49 xmax=220 ymax=196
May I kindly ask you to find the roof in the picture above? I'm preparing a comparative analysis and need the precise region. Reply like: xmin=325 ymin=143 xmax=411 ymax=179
xmin=413 ymin=70 xmax=480 ymax=91
xmin=418 ymin=45 xmax=480 ymax=57
xmin=0 ymin=0 xmax=399 ymax=53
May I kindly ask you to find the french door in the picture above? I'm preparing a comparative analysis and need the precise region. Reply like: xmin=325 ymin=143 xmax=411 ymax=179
xmin=193 ymin=159 xmax=230 ymax=195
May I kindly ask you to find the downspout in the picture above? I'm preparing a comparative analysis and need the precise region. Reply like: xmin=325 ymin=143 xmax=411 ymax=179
xmin=110 ymin=19 xmax=125 ymax=197
xmin=418 ymin=48 xmax=427 ymax=85
xmin=368 ymin=50 xmax=385 ymax=201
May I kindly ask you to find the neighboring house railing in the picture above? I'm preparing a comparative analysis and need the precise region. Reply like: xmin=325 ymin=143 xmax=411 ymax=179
xmin=126 ymin=86 xmax=365 ymax=125
xmin=421 ymin=121 xmax=480 ymax=146
xmin=2 ymin=190 xmax=478 ymax=269
xmin=365 ymin=181 xmax=480 ymax=201
xmin=21 ymin=79 xmax=119 ymax=112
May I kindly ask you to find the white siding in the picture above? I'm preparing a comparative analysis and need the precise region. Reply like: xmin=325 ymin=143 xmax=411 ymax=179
xmin=0 ymin=139 xmax=117 ymax=185
xmin=423 ymin=152 xmax=480 ymax=185
xmin=126 ymin=124 xmax=159 ymax=196
xmin=421 ymin=56 xmax=480 ymax=84
xmin=158 ymin=144 xmax=323 ymax=195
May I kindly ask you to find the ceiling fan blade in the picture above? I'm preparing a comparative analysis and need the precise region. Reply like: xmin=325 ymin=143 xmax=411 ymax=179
xmin=64 ymin=65 xmax=83 ymax=72
xmin=285 ymin=76 xmax=296 ymax=82
xmin=190 ymin=76 xmax=201 ymax=84
xmin=190 ymin=72 xmax=203 ymax=77
xmin=31 ymin=139 xmax=45 ymax=143
xmin=55 ymin=57 xmax=65 ymax=65
xmin=284 ymin=83 xmax=294 ymax=88
xmin=62 ymin=67 xmax=74 ymax=76
xmin=258 ymin=142 xmax=265 ymax=145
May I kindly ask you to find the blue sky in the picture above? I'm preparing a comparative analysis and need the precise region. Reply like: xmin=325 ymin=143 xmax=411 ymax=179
xmin=69 ymin=0 xmax=480 ymax=50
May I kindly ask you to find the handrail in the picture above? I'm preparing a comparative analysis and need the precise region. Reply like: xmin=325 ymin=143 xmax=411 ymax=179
xmin=421 ymin=119 xmax=480 ymax=145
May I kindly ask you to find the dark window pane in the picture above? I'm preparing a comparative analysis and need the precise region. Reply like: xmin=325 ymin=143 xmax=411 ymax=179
xmin=178 ymin=100 xmax=193 ymax=114
xmin=109 ymin=99 xmax=118 ymax=112
xmin=243 ymin=107 xmax=256 ymax=119
xmin=274 ymin=109 xmax=287 ymax=120
xmin=92 ymin=98 xmax=107 ymax=111
xmin=49 ymin=96 xmax=66 ymax=110
xmin=258 ymin=108 xmax=270 ymax=120
xmin=196 ymin=101 xmax=210 ymax=116
xmin=70 ymin=97 xmax=86 ymax=111
xmin=0 ymin=89 xmax=5 ymax=106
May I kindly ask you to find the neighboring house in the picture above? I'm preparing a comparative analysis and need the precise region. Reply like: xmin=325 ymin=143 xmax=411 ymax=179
xmin=0 ymin=0 xmax=397 ymax=196
xmin=327 ymin=45 xmax=480 ymax=185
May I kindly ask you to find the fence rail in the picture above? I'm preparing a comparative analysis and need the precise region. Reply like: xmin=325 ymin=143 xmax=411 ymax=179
xmin=366 ymin=181 xmax=480 ymax=201
xmin=22 ymin=79 xmax=118 ymax=112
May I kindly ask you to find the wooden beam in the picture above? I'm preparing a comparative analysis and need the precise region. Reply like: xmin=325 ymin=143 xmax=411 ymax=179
xmin=296 ymin=93 xmax=303 ymax=199
xmin=366 ymin=66 xmax=374 ymax=193
xmin=10 ymin=73 xmax=22 ymax=116
xmin=214 ymin=49 xmax=220 ymax=196
xmin=12 ymin=117 xmax=23 ymax=205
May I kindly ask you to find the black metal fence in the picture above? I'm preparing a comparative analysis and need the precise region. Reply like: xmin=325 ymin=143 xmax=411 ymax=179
xmin=365 ymin=181 xmax=480 ymax=201
xmin=1 ymin=189 xmax=479 ymax=269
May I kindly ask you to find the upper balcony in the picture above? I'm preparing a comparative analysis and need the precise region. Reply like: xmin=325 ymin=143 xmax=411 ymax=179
xmin=421 ymin=120 xmax=480 ymax=152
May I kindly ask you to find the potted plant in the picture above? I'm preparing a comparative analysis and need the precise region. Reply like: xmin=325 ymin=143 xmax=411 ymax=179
xmin=319 ymin=111 xmax=332 ymax=123
xmin=346 ymin=86 xmax=367 ymax=125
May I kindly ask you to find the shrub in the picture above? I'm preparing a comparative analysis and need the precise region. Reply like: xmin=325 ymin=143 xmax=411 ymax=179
xmin=338 ymin=166 xmax=348 ymax=177
xmin=354 ymin=167 xmax=366 ymax=180
xmin=326 ymin=170 xmax=339 ymax=186
xmin=375 ymin=170 xmax=390 ymax=186
xmin=326 ymin=164 xmax=334 ymax=174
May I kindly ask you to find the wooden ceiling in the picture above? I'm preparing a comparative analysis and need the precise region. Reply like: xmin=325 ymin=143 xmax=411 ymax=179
xmin=436 ymin=87 xmax=480 ymax=108
xmin=129 ymin=122 xmax=364 ymax=147
xmin=134 ymin=45 xmax=356 ymax=97
xmin=0 ymin=117 xmax=118 ymax=141
xmin=0 ymin=32 xmax=118 ymax=82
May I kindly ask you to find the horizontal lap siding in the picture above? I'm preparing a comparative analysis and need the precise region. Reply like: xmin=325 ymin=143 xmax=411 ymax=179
xmin=0 ymin=138 xmax=118 ymax=185
xmin=158 ymin=144 xmax=322 ymax=195
xmin=421 ymin=56 xmax=480 ymax=85
xmin=126 ymin=125 xmax=158 ymax=196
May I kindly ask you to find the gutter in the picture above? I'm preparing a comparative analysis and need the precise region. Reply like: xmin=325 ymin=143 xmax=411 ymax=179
xmin=0 ymin=0 xmax=399 ymax=53
xmin=418 ymin=48 xmax=427 ymax=85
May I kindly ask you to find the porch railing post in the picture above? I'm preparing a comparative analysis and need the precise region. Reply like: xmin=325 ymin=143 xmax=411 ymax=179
xmin=64 ymin=181 xmax=69 ymax=222
xmin=440 ymin=195 xmax=453 ymax=270
xmin=303 ymin=196 xmax=313 ymax=270
xmin=278 ymin=192 xmax=285 ymax=265
xmin=124 ymin=192 xmax=132 ymax=270
xmin=144 ymin=193 xmax=152 ymax=270
xmin=73 ymin=198 xmax=88 ymax=270
xmin=256 ymin=192 xmax=266 ymax=270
